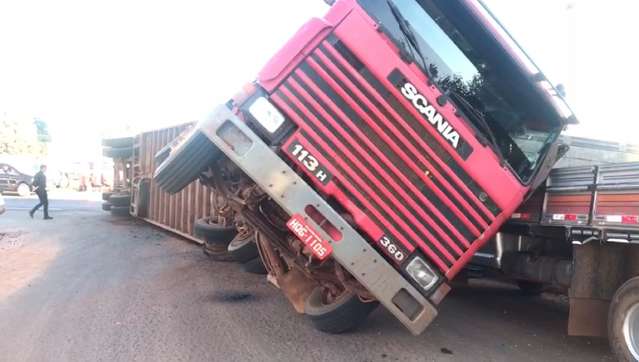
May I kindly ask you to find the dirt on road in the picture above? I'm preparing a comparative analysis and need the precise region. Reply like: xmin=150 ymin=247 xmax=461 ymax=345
xmin=0 ymin=200 xmax=613 ymax=361
xmin=0 ymin=229 xmax=59 ymax=300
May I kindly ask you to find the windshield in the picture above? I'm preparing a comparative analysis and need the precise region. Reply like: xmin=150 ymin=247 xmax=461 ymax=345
xmin=358 ymin=0 xmax=564 ymax=182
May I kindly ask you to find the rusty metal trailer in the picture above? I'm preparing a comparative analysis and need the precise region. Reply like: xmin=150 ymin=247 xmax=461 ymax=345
xmin=134 ymin=123 xmax=218 ymax=244
xmin=102 ymin=123 xmax=214 ymax=244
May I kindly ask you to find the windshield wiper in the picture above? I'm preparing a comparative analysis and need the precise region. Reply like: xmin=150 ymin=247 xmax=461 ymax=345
xmin=448 ymin=91 xmax=505 ymax=162
xmin=385 ymin=0 xmax=428 ymax=72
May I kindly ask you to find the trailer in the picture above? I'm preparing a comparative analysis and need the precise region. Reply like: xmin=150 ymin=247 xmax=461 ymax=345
xmin=101 ymin=124 xmax=218 ymax=244
xmin=472 ymin=162 xmax=639 ymax=360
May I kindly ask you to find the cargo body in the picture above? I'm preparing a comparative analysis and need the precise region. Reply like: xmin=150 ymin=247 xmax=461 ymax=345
xmin=101 ymin=124 xmax=219 ymax=242
xmin=473 ymin=162 xmax=639 ymax=360
xmin=511 ymin=163 xmax=639 ymax=232
xmin=152 ymin=0 xmax=573 ymax=336
xmin=134 ymin=124 xmax=214 ymax=242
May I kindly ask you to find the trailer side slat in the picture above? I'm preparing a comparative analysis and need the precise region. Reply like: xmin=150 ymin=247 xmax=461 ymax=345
xmin=511 ymin=162 xmax=639 ymax=243
xmin=125 ymin=123 xmax=206 ymax=243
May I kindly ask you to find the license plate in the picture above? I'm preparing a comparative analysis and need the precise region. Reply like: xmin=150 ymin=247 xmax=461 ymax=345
xmin=286 ymin=214 xmax=333 ymax=261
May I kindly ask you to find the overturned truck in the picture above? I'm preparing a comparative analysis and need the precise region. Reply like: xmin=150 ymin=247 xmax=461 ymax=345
xmin=153 ymin=0 xmax=575 ymax=337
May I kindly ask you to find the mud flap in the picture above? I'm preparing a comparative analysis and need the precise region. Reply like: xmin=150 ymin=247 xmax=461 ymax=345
xmin=568 ymin=297 xmax=609 ymax=337
xmin=153 ymin=128 xmax=222 ymax=194
xmin=568 ymin=242 xmax=627 ymax=336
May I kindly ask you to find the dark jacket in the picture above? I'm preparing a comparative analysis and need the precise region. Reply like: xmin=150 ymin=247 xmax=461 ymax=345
xmin=32 ymin=171 xmax=47 ymax=191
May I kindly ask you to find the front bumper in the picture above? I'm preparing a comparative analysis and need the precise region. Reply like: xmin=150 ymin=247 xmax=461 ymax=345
xmin=161 ymin=104 xmax=439 ymax=335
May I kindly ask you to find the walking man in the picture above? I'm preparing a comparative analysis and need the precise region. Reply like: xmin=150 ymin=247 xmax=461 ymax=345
xmin=29 ymin=164 xmax=53 ymax=220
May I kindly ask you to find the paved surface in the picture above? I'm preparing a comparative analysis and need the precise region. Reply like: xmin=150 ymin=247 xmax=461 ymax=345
xmin=3 ymin=191 xmax=101 ymax=213
xmin=0 ymin=197 xmax=613 ymax=361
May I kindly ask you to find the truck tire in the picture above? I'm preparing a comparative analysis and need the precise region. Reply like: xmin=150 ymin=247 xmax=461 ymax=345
xmin=110 ymin=205 xmax=130 ymax=217
xmin=17 ymin=182 xmax=31 ymax=197
xmin=609 ymin=276 xmax=639 ymax=361
xmin=153 ymin=131 xmax=222 ymax=194
xmin=305 ymin=287 xmax=379 ymax=334
xmin=102 ymin=202 xmax=112 ymax=211
xmin=102 ymin=137 xmax=134 ymax=148
xmin=226 ymin=232 xmax=258 ymax=263
xmin=103 ymin=146 xmax=133 ymax=159
xmin=102 ymin=192 xmax=113 ymax=201
xmin=241 ymin=257 xmax=267 ymax=275
xmin=109 ymin=194 xmax=131 ymax=207
xmin=202 ymin=243 xmax=236 ymax=262
xmin=193 ymin=217 xmax=237 ymax=246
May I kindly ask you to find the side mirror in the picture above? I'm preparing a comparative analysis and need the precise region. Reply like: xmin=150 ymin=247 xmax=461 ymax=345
xmin=557 ymin=143 xmax=570 ymax=159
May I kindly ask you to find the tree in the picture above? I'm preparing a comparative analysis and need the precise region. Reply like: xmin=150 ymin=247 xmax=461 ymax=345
xmin=33 ymin=118 xmax=52 ymax=143
xmin=0 ymin=114 xmax=49 ymax=156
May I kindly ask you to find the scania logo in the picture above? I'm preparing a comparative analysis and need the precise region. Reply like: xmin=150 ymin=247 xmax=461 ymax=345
xmin=400 ymin=82 xmax=460 ymax=149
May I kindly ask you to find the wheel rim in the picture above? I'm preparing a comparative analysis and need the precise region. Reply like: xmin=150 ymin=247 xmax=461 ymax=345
xmin=228 ymin=230 xmax=251 ymax=251
xmin=623 ymin=302 xmax=639 ymax=360
xmin=319 ymin=284 xmax=346 ymax=306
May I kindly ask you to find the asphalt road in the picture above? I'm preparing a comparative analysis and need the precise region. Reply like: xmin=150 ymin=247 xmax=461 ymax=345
xmin=0 ymin=197 xmax=613 ymax=361
xmin=3 ymin=191 xmax=102 ymax=214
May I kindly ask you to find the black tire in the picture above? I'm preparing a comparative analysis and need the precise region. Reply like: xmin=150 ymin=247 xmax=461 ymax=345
xmin=102 ymin=137 xmax=134 ymax=148
xmin=102 ymin=192 xmax=113 ymax=201
xmin=103 ymin=146 xmax=133 ymax=159
xmin=110 ymin=193 xmax=131 ymax=207
xmin=227 ymin=232 xmax=259 ymax=263
xmin=609 ymin=276 xmax=639 ymax=362
xmin=110 ymin=205 xmax=130 ymax=217
xmin=202 ymin=243 xmax=235 ymax=262
xmin=517 ymin=280 xmax=544 ymax=296
xmin=193 ymin=217 xmax=237 ymax=246
xmin=241 ymin=257 xmax=267 ymax=275
xmin=153 ymin=130 xmax=222 ymax=194
xmin=305 ymin=287 xmax=379 ymax=334
xmin=102 ymin=202 xmax=112 ymax=211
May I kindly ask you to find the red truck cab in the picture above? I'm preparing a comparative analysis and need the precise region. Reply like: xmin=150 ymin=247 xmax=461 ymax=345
xmin=155 ymin=0 xmax=575 ymax=335
xmin=256 ymin=0 xmax=573 ymax=279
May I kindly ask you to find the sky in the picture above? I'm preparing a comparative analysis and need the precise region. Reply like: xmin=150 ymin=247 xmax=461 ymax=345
xmin=0 ymin=0 xmax=637 ymax=163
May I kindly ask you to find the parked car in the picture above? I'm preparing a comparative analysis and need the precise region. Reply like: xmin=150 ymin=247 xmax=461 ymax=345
xmin=0 ymin=163 xmax=33 ymax=197
xmin=0 ymin=193 xmax=5 ymax=215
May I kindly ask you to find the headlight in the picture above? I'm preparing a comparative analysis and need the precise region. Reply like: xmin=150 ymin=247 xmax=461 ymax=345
xmin=406 ymin=257 xmax=439 ymax=291
xmin=248 ymin=96 xmax=286 ymax=133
